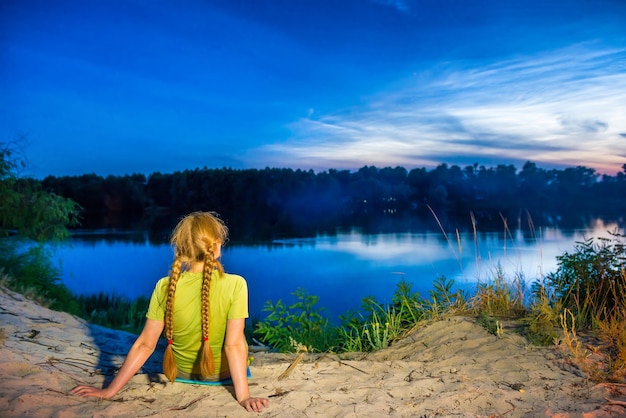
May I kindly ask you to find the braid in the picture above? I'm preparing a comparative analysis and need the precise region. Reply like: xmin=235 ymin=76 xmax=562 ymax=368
xmin=166 ymin=211 xmax=229 ymax=381
xmin=163 ymin=257 xmax=182 ymax=382
xmin=199 ymin=246 xmax=216 ymax=378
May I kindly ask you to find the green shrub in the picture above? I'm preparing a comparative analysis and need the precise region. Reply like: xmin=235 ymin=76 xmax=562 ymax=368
xmin=0 ymin=140 xmax=81 ymax=314
xmin=254 ymin=287 xmax=340 ymax=352
xmin=544 ymin=233 xmax=626 ymax=329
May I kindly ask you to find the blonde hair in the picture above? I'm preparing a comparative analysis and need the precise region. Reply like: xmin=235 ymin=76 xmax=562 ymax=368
xmin=162 ymin=211 xmax=229 ymax=382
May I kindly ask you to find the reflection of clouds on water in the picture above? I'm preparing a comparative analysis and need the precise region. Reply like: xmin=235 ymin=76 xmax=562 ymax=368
xmin=313 ymin=220 xmax=623 ymax=284
xmin=315 ymin=234 xmax=448 ymax=262
xmin=458 ymin=221 xmax=622 ymax=284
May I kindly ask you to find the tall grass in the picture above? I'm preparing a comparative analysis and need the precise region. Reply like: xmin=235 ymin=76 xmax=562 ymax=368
xmin=470 ymin=266 xmax=526 ymax=318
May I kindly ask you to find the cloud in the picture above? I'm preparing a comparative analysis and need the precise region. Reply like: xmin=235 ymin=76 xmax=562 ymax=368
xmin=370 ymin=0 xmax=411 ymax=13
xmin=558 ymin=117 xmax=608 ymax=134
xmin=249 ymin=44 xmax=626 ymax=174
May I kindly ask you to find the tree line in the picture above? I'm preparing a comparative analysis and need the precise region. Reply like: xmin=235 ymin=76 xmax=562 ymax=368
xmin=38 ymin=161 xmax=626 ymax=241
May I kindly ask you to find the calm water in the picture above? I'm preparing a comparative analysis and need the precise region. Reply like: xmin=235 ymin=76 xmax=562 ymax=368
xmin=52 ymin=219 xmax=621 ymax=321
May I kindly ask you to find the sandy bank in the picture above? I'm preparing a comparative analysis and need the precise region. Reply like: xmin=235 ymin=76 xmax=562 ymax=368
xmin=1 ymin=286 xmax=624 ymax=417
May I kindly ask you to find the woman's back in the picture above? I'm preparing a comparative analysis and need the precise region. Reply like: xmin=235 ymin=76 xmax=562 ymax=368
xmin=147 ymin=270 xmax=249 ymax=378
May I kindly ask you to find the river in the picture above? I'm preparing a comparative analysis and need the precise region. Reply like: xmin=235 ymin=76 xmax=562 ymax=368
xmin=52 ymin=219 xmax=622 ymax=321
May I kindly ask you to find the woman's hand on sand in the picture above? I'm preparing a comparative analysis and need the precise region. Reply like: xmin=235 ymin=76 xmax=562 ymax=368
xmin=239 ymin=396 xmax=269 ymax=412
xmin=71 ymin=385 xmax=114 ymax=400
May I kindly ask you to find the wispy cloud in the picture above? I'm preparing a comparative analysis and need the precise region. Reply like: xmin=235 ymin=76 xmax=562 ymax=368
xmin=370 ymin=0 xmax=411 ymax=13
xmin=250 ymin=44 xmax=626 ymax=174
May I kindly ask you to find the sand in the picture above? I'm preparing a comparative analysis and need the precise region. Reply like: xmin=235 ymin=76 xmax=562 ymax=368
xmin=1 ymin=285 xmax=625 ymax=418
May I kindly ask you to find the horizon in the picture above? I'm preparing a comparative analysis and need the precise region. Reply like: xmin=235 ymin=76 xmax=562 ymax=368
xmin=33 ymin=159 xmax=624 ymax=180
xmin=2 ymin=0 xmax=625 ymax=178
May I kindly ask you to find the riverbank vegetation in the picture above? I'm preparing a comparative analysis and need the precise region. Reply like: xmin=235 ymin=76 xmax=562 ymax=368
xmin=252 ymin=232 xmax=626 ymax=383
xmin=1 ymin=141 xmax=150 ymax=332
xmin=1 ymin=140 xmax=625 ymax=383
xmin=0 ymin=140 xmax=81 ymax=314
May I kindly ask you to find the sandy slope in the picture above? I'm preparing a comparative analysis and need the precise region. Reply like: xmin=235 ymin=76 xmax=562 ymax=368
xmin=1 ymin=286 xmax=624 ymax=417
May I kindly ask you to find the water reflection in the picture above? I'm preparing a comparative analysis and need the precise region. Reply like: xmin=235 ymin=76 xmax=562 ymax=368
xmin=54 ymin=220 xmax=622 ymax=322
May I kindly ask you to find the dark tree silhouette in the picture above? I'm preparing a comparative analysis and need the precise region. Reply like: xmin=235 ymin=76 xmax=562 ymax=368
xmin=39 ymin=161 xmax=626 ymax=241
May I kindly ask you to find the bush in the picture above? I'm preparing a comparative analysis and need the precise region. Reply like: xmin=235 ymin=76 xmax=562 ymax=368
xmin=1 ymin=139 xmax=81 ymax=313
xmin=543 ymin=233 xmax=626 ymax=329
xmin=254 ymin=288 xmax=340 ymax=352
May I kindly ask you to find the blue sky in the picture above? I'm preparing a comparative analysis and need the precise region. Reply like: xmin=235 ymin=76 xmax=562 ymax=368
xmin=2 ymin=0 xmax=625 ymax=178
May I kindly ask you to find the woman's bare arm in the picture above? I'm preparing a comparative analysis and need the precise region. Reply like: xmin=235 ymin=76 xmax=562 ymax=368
xmin=223 ymin=318 xmax=268 ymax=412
xmin=71 ymin=319 xmax=164 ymax=399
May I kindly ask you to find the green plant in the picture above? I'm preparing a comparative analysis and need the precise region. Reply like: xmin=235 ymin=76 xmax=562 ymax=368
xmin=337 ymin=279 xmax=432 ymax=352
xmin=336 ymin=322 xmax=365 ymax=352
xmin=366 ymin=301 xmax=408 ymax=350
xmin=1 ymin=143 xmax=80 ymax=242
xmin=0 ymin=242 xmax=80 ymax=315
xmin=521 ymin=276 xmax=562 ymax=345
xmin=469 ymin=264 xmax=526 ymax=318
xmin=337 ymin=304 xmax=398 ymax=352
xmin=426 ymin=275 xmax=468 ymax=319
xmin=0 ymin=139 xmax=81 ymax=313
xmin=544 ymin=233 xmax=626 ymax=329
xmin=254 ymin=288 xmax=339 ymax=352
xmin=391 ymin=278 xmax=427 ymax=325
xmin=477 ymin=311 xmax=500 ymax=336
xmin=363 ymin=307 xmax=391 ymax=350
xmin=525 ymin=293 xmax=561 ymax=345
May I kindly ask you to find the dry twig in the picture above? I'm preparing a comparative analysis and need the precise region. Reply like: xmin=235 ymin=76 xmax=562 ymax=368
xmin=278 ymin=352 xmax=304 ymax=381
xmin=166 ymin=394 xmax=212 ymax=411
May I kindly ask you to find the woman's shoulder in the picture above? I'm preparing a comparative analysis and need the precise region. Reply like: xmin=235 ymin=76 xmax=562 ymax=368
xmin=157 ymin=275 xmax=170 ymax=282
xmin=222 ymin=272 xmax=245 ymax=281
xmin=152 ymin=276 xmax=170 ymax=293
xmin=220 ymin=272 xmax=247 ymax=286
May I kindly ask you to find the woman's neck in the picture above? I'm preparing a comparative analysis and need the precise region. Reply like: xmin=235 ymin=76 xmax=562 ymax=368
xmin=188 ymin=262 xmax=204 ymax=273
